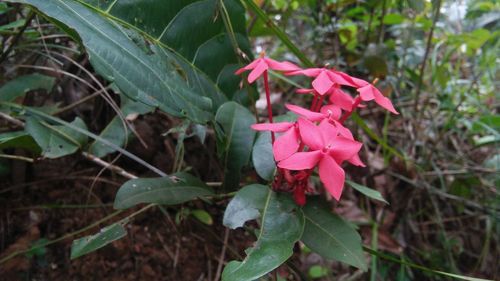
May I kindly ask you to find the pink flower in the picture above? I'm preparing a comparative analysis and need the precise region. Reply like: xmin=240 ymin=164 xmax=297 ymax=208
xmin=235 ymin=57 xmax=300 ymax=83
xmin=287 ymin=68 xmax=358 ymax=95
xmin=278 ymin=119 xmax=363 ymax=201
xmin=295 ymin=87 xmax=355 ymax=112
xmin=286 ymin=103 xmax=341 ymax=122
xmin=251 ymin=122 xmax=300 ymax=161
xmin=349 ymin=77 xmax=399 ymax=114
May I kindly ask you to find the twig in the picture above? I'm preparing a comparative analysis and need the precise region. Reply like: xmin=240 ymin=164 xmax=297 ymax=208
xmin=413 ymin=0 xmax=442 ymax=114
xmin=0 ymin=154 xmax=34 ymax=163
xmin=80 ymin=152 xmax=137 ymax=180
xmin=0 ymin=111 xmax=24 ymax=127
xmin=214 ymin=228 xmax=230 ymax=281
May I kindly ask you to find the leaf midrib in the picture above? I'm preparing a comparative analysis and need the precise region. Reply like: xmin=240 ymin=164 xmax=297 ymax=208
xmin=73 ymin=0 xmax=226 ymax=94
xmin=304 ymin=214 xmax=365 ymax=269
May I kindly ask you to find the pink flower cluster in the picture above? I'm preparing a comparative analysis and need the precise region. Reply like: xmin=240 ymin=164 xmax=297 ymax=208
xmin=236 ymin=55 xmax=398 ymax=206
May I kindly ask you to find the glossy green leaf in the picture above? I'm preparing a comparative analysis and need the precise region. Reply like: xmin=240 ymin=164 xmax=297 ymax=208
xmin=215 ymin=101 xmax=256 ymax=190
xmin=223 ymin=184 xmax=269 ymax=229
xmin=114 ymin=172 xmax=213 ymax=209
xmin=222 ymin=190 xmax=304 ymax=281
xmin=252 ymin=132 xmax=275 ymax=181
xmin=25 ymin=117 xmax=88 ymax=158
xmin=7 ymin=0 xmax=251 ymax=123
xmin=346 ymin=180 xmax=388 ymax=204
xmin=301 ymin=198 xmax=367 ymax=270
xmin=70 ymin=222 xmax=127 ymax=259
xmin=0 ymin=73 xmax=55 ymax=102
xmin=191 ymin=209 xmax=213 ymax=225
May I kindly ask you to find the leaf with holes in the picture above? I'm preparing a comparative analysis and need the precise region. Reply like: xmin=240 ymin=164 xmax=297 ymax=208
xmin=301 ymin=197 xmax=367 ymax=270
xmin=25 ymin=117 xmax=88 ymax=158
xmin=8 ymin=0 xmax=252 ymax=123
xmin=222 ymin=190 xmax=304 ymax=281
xmin=114 ymin=172 xmax=213 ymax=209
xmin=70 ymin=222 xmax=127 ymax=259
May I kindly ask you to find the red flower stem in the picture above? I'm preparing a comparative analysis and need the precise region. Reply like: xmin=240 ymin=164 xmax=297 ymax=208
xmin=339 ymin=95 xmax=362 ymax=124
xmin=310 ymin=93 xmax=318 ymax=111
xmin=314 ymin=95 xmax=325 ymax=112
xmin=263 ymin=71 xmax=275 ymax=143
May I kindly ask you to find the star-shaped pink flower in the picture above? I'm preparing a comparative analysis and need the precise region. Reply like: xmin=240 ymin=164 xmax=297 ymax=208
xmin=349 ymin=77 xmax=399 ymax=114
xmin=278 ymin=119 xmax=363 ymax=200
xmin=251 ymin=121 xmax=300 ymax=161
xmin=235 ymin=57 xmax=300 ymax=83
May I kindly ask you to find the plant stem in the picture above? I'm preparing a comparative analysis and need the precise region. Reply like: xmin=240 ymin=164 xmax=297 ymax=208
xmin=413 ymin=0 xmax=442 ymax=114
xmin=263 ymin=71 xmax=275 ymax=143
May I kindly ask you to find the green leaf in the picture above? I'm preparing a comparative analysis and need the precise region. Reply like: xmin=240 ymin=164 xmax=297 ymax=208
xmin=308 ymin=265 xmax=328 ymax=279
xmin=114 ymin=172 xmax=213 ymax=209
xmin=9 ymin=0 xmax=253 ymax=122
xmin=252 ymin=132 xmax=275 ymax=181
xmin=0 ymin=131 xmax=41 ymax=153
xmin=383 ymin=13 xmax=405 ymax=25
xmin=346 ymin=180 xmax=388 ymax=204
xmin=301 ymin=198 xmax=367 ymax=270
xmin=70 ymin=222 xmax=127 ymax=259
xmin=215 ymin=101 xmax=256 ymax=190
xmin=191 ymin=209 xmax=213 ymax=225
xmin=0 ymin=73 xmax=55 ymax=102
xmin=223 ymin=184 xmax=269 ymax=229
xmin=25 ymin=117 xmax=88 ymax=158
xmin=6 ymin=1 xmax=223 ymax=123
xmin=222 ymin=190 xmax=304 ymax=281
xmin=88 ymin=94 xmax=154 ymax=157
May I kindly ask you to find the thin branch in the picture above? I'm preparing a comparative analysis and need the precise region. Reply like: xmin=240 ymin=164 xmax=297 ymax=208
xmin=413 ymin=0 xmax=442 ymax=113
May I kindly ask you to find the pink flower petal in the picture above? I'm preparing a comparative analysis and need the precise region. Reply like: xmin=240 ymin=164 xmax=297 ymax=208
xmin=328 ymin=87 xmax=354 ymax=111
xmin=328 ymin=70 xmax=358 ymax=87
xmin=297 ymin=118 xmax=324 ymax=150
xmin=273 ymin=128 xmax=300 ymax=161
xmin=358 ymin=85 xmax=398 ymax=114
xmin=329 ymin=136 xmax=363 ymax=162
xmin=278 ymin=150 xmax=323 ymax=170
xmin=251 ymin=122 xmax=294 ymax=132
xmin=358 ymin=85 xmax=375 ymax=101
xmin=349 ymin=76 xmax=370 ymax=88
xmin=348 ymin=153 xmax=366 ymax=167
xmin=331 ymin=120 xmax=354 ymax=139
xmin=319 ymin=155 xmax=345 ymax=201
xmin=371 ymin=86 xmax=399 ymax=114
xmin=286 ymin=68 xmax=321 ymax=77
xmin=318 ymin=119 xmax=339 ymax=143
xmin=235 ymin=58 xmax=261 ymax=75
xmin=312 ymin=70 xmax=333 ymax=95
xmin=320 ymin=105 xmax=341 ymax=121
xmin=265 ymin=58 xmax=301 ymax=72
xmin=247 ymin=60 xmax=268 ymax=83
xmin=286 ymin=104 xmax=325 ymax=122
